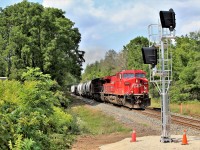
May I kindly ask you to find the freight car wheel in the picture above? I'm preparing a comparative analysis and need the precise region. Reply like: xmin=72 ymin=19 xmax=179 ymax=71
xmin=100 ymin=93 xmax=105 ymax=101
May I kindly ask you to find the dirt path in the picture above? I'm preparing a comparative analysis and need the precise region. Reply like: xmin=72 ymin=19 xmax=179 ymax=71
xmin=72 ymin=133 xmax=130 ymax=150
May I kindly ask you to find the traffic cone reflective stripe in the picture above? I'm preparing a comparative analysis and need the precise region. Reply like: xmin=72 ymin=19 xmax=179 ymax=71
xmin=130 ymin=129 xmax=136 ymax=142
xmin=182 ymin=130 xmax=188 ymax=145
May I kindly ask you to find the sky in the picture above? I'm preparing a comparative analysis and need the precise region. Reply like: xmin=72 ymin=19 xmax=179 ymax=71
xmin=1 ymin=0 xmax=200 ymax=68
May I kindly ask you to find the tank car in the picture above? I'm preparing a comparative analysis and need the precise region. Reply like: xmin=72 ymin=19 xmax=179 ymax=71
xmin=85 ymin=81 xmax=92 ymax=98
xmin=101 ymin=70 xmax=150 ymax=109
xmin=70 ymin=85 xmax=78 ymax=95
xmin=77 ymin=83 xmax=84 ymax=96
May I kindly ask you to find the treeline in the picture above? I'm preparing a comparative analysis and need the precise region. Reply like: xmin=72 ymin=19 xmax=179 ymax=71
xmin=0 ymin=0 xmax=84 ymax=86
xmin=82 ymin=34 xmax=200 ymax=102
xmin=82 ymin=37 xmax=149 ymax=81
xmin=171 ymin=33 xmax=200 ymax=102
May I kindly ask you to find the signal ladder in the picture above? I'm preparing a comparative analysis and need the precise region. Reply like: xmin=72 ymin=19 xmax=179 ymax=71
xmin=148 ymin=24 xmax=176 ymax=143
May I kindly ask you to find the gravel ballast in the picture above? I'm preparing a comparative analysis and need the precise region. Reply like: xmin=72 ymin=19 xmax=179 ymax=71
xmin=86 ymin=99 xmax=200 ymax=136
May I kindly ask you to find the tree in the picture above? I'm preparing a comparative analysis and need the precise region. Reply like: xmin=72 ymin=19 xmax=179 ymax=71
xmin=100 ymin=49 xmax=118 ymax=76
xmin=123 ymin=36 xmax=149 ymax=71
xmin=0 ymin=0 xmax=83 ymax=86
xmin=170 ymin=32 xmax=200 ymax=102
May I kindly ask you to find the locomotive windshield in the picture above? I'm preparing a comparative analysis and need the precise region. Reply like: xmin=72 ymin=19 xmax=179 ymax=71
xmin=123 ymin=73 xmax=146 ymax=78
xmin=123 ymin=73 xmax=135 ymax=78
xmin=135 ymin=73 xmax=145 ymax=78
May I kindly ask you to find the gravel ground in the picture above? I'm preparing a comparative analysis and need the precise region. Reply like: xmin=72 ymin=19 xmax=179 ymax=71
xmin=83 ymin=98 xmax=200 ymax=136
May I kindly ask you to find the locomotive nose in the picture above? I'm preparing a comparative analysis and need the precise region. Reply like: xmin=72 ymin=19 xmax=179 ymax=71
xmin=140 ymin=79 xmax=148 ymax=93
xmin=132 ymin=78 xmax=148 ymax=94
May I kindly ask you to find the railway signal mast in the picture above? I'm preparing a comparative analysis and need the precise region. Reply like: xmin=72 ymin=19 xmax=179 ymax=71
xmin=142 ymin=8 xmax=176 ymax=143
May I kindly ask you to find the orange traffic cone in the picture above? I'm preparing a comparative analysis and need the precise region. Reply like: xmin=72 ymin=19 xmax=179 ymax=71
xmin=130 ymin=129 xmax=136 ymax=142
xmin=181 ymin=130 xmax=188 ymax=145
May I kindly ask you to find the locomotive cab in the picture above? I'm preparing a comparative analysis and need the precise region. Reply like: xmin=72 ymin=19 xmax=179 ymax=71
xmin=122 ymin=72 xmax=149 ymax=95
xmin=120 ymin=71 xmax=150 ymax=108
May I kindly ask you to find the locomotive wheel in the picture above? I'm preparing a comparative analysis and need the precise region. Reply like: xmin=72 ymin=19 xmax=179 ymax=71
xmin=122 ymin=96 xmax=135 ymax=109
xmin=122 ymin=96 xmax=126 ymax=106
xmin=116 ymin=96 xmax=123 ymax=105
xmin=100 ymin=93 xmax=105 ymax=101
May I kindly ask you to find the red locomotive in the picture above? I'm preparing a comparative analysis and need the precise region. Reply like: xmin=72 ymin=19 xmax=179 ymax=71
xmin=73 ymin=70 xmax=151 ymax=109
xmin=101 ymin=70 xmax=150 ymax=108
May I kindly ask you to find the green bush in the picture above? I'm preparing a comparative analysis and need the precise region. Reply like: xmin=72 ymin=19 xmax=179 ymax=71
xmin=0 ymin=68 xmax=78 ymax=149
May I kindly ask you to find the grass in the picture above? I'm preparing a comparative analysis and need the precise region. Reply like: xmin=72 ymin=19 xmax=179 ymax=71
xmin=150 ymin=98 xmax=161 ymax=108
xmin=170 ymin=102 xmax=200 ymax=115
xmin=141 ymin=123 xmax=148 ymax=127
xmin=150 ymin=99 xmax=200 ymax=116
xmin=70 ymin=106 xmax=131 ymax=135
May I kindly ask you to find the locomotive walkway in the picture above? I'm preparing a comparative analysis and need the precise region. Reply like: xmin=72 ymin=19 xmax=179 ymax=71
xmin=99 ymin=135 xmax=200 ymax=150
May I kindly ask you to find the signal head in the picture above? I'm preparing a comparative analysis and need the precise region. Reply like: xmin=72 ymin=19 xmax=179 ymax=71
xmin=160 ymin=8 xmax=176 ymax=31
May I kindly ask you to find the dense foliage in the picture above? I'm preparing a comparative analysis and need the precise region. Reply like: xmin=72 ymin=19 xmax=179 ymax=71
xmin=0 ymin=0 xmax=83 ymax=86
xmin=82 ymin=34 xmax=200 ymax=102
xmin=0 ymin=67 xmax=79 ymax=149
xmin=170 ymin=32 xmax=200 ymax=102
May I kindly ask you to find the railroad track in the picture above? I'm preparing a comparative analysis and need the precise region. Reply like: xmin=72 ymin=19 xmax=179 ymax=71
xmin=142 ymin=108 xmax=200 ymax=131
xmin=74 ymin=95 xmax=200 ymax=131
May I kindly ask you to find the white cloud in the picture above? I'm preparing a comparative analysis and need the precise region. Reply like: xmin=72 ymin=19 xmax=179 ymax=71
xmin=179 ymin=21 xmax=200 ymax=35
xmin=107 ymin=3 xmax=158 ymax=31
xmin=82 ymin=46 xmax=107 ymax=68
xmin=41 ymin=0 xmax=200 ymax=66
xmin=42 ymin=0 xmax=73 ymax=9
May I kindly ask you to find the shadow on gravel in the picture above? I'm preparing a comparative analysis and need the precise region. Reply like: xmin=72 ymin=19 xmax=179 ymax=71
xmin=70 ymin=94 xmax=101 ymax=107
xmin=134 ymin=108 xmax=145 ymax=111
xmin=152 ymin=107 xmax=161 ymax=111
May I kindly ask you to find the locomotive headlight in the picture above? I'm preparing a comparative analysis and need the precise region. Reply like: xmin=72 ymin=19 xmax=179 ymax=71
xmin=124 ymin=82 xmax=130 ymax=85
xmin=136 ymin=79 xmax=138 ymax=83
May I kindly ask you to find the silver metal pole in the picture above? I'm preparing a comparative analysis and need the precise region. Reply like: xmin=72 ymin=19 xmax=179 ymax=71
xmin=160 ymin=29 xmax=171 ymax=143
xmin=148 ymin=24 xmax=175 ymax=143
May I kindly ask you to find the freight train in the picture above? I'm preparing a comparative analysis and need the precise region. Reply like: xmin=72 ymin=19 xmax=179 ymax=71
xmin=71 ymin=70 xmax=151 ymax=109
